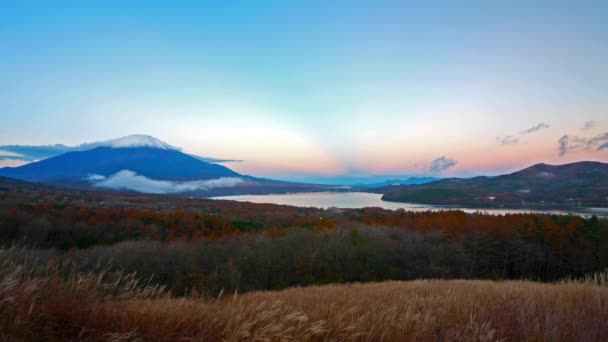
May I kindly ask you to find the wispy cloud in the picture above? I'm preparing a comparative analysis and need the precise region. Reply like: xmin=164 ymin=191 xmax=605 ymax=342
xmin=582 ymin=120 xmax=597 ymax=131
xmin=558 ymin=132 xmax=608 ymax=156
xmin=189 ymin=154 xmax=242 ymax=163
xmin=587 ymin=132 xmax=608 ymax=148
xmin=88 ymin=170 xmax=244 ymax=194
xmin=84 ymin=174 xmax=106 ymax=181
xmin=497 ymin=122 xmax=550 ymax=146
xmin=0 ymin=149 xmax=25 ymax=158
xmin=0 ymin=159 xmax=29 ymax=168
xmin=429 ymin=156 xmax=457 ymax=173
xmin=496 ymin=135 xmax=519 ymax=146
xmin=520 ymin=122 xmax=550 ymax=135
xmin=558 ymin=135 xmax=588 ymax=157
xmin=0 ymin=145 xmax=70 ymax=162
xmin=558 ymin=136 xmax=567 ymax=156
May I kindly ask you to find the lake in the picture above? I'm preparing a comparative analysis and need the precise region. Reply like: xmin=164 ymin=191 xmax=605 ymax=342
xmin=212 ymin=191 xmax=608 ymax=218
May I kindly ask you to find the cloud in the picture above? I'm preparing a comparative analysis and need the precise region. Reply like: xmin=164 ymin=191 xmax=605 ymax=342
xmin=496 ymin=122 xmax=550 ymax=146
xmin=558 ymin=132 xmax=608 ymax=156
xmin=0 ymin=159 xmax=29 ymax=168
xmin=558 ymin=135 xmax=569 ymax=156
xmin=84 ymin=174 xmax=106 ymax=181
xmin=558 ymin=135 xmax=587 ymax=157
xmin=429 ymin=156 xmax=457 ymax=173
xmin=520 ymin=123 xmax=550 ymax=135
xmin=188 ymin=154 xmax=243 ymax=163
xmin=582 ymin=120 xmax=597 ymax=131
xmin=536 ymin=171 xmax=555 ymax=179
xmin=0 ymin=149 xmax=25 ymax=158
xmin=587 ymin=132 xmax=608 ymax=148
xmin=496 ymin=135 xmax=519 ymax=146
xmin=0 ymin=145 xmax=71 ymax=162
xmin=89 ymin=170 xmax=244 ymax=194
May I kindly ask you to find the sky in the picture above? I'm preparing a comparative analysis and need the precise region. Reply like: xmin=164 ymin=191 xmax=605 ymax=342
xmin=1 ymin=1 xmax=607 ymax=182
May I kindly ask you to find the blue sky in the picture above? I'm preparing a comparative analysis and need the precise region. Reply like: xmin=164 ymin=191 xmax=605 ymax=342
xmin=1 ymin=1 xmax=607 ymax=181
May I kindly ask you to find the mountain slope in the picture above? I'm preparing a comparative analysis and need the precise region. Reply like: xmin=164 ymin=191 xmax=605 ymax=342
xmin=380 ymin=162 xmax=608 ymax=208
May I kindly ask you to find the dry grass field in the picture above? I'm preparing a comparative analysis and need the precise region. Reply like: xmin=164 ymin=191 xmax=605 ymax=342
xmin=112 ymin=279 xmax=608 ymax=341
xmin=2 ymin=244 xmax=607 ymax=342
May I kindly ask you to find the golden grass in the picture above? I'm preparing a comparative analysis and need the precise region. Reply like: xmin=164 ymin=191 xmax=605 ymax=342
xmin=110 ymin=280 xmax=608 ymax=341
xmin=1 ymin=245 xmax=607 ymax=341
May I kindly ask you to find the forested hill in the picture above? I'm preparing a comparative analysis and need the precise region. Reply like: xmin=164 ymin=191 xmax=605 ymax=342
xmin=380 ymin=161 xmax=608 ymax=208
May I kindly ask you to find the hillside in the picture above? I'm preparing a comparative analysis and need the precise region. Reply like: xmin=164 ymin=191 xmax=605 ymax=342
xmin=380 ymin=161 xmax=608 ymax=208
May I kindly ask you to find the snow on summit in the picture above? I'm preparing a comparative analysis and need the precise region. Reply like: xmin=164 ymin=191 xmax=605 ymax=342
xmin=79 ymin=135 xmax=180 ymax=150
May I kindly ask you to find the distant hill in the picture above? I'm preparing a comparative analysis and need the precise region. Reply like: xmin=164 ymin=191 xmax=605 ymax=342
xmin=379 ymin=162 xmax=608 ymax=208
xmin=354 ymin=177 xmax=439 ymax=188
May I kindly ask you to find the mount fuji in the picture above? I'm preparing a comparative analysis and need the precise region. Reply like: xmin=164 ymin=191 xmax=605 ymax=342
xmin=0 ymin=135 xmax=332 ymax=196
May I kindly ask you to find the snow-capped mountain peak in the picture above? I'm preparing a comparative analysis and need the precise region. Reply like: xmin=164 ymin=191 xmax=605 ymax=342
xmin=79 ymin=135 xmax=180 ymax=150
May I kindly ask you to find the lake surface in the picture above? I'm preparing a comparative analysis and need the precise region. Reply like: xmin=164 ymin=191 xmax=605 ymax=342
xmin=212 ymin=191 xmax=608 ymax=218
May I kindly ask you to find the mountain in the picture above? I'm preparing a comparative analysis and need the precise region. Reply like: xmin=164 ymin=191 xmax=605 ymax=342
xmin=379 ymin=162 xmax=608 ymax=208
xmin=0 ymin=147 xmax=240 ymax=183
xmin=0 ymin=135 xmax=242 ymax=193
xmin=0 ymin=135 xmax=238 ymax=164
xmin=0 ymin=135 xmax=334 ymax=196
xmin=77 ymin=134 xmax=178 ymax=150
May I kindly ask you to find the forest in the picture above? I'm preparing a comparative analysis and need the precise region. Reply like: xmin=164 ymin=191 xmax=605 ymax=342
xmin=2 ymin=178 xmax=608 ymax=340
xmin=1 ymin=177 xmax=607 ymax=295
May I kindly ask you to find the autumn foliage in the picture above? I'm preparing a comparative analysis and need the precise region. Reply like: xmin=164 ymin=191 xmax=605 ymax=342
xmin=2 ymin=179 xmax=608 ymax=340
